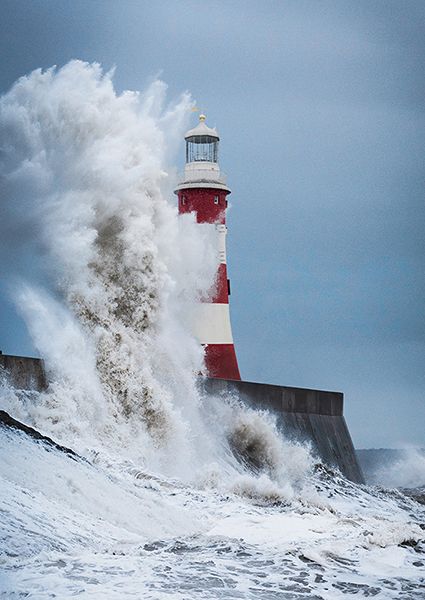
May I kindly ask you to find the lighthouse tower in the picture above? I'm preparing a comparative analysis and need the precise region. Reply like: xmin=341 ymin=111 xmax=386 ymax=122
xmin=175 ymin=114 xmax=241 ymax=380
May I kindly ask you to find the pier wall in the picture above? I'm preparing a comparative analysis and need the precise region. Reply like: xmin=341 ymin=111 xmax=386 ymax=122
xmin=203 ymin=378 xmax=363 ymax=483
xmin=0 ymin=354 xmax=364 ymax=483
xmin=0 ymin=353 xmax=47 ymax=392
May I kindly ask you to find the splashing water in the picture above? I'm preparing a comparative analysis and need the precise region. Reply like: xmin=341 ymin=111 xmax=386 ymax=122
xmin=1 ymin=62 xmax=424 ymax=598
xmin=0 ymin=60 xmax=226 ymax=476
xmin=359 ymin=448 xmax=425 ymax=490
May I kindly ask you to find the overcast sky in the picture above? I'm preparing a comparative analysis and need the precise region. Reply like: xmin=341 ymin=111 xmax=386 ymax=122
xmin=1 ymin=0 xmax=424 ymax=448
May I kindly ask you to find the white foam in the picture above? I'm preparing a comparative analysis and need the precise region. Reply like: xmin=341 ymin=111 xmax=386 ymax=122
xmin=375 ymin=449 xmax=425 ymax=489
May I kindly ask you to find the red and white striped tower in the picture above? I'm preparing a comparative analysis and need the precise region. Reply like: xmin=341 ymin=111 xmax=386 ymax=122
xmin=175 ymin=114 xmax=241 ymax=380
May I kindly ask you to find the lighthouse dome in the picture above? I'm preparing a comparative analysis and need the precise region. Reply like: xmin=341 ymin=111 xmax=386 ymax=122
xmin=185 ymin=114 xmax=219 ymax=141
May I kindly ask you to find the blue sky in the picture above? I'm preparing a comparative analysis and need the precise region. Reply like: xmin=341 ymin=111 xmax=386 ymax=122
xmin=1 ymin=0 xmax=424 ymax=448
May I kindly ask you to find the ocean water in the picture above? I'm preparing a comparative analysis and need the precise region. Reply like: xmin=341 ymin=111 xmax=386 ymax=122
xmin=1 ymin=396 xmax=424 ymax=599
xmin=1 ymin=62 xmax=424 ymax=598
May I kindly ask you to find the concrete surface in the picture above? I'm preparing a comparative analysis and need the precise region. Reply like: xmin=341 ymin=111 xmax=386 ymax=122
xmin=0 ymin=353 xmax=47 ymax=392
xmin=203 ymin=378 xmax=364 ymax=483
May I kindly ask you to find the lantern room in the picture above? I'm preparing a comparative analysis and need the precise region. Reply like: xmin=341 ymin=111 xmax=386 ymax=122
xmin=185 ymin=114 xmax=219 ymax=163
xmin=175 ymin=114 xmax=229 ymax=192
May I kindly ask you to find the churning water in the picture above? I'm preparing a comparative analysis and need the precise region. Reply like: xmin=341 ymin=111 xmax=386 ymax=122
xmin=1 ymin=62 xmax=424 ymax=599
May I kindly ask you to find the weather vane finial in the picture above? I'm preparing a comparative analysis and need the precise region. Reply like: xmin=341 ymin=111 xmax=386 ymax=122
xmin=190 ymin=106 xmax=207 ymax=122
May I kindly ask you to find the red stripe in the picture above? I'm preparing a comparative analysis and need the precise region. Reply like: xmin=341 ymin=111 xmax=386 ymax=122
xmin=201 ymin=263 xmax=228 ymax=304
xmin=204 ymin=344 xmax=241 ymax=380
xmin=214 ymin=263 xmax=229 ymax=304
xmin=178 ymin=189 xmax=229 ymax=224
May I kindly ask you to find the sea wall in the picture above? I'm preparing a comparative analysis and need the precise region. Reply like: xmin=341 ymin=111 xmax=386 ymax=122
xmin=0 ymin=353 xmax=364 ymax=483
xmin=0 ymin=353 xmax=47 ymax=392
xmin=203 ymin=378 xmax=364 ymax=484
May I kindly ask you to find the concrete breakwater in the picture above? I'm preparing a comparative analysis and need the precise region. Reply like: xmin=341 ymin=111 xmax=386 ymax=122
xmin=0 ymin=353 xmax=47 ymax=391
xmin=0 ymin=353 xmax=364 ymax=483
xmin=203 ymin=378 xmax=363 ymax=484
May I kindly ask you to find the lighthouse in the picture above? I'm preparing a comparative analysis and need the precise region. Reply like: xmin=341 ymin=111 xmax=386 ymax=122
xmin=175 ymin=114 xmax=241 ymax=380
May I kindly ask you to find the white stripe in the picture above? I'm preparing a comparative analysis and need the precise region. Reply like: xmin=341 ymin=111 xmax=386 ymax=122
xmin=191 ymin=303 xmax=234 ymax=345
xmin=217 ymin=224 xmax=227 ymax=264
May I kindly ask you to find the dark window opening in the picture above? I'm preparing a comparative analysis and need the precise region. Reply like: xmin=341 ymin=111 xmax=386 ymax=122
xmin=227 ymin=279 xmax=231 ymax=295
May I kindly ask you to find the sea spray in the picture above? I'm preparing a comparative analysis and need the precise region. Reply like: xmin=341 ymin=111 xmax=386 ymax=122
xmin=0 ymin=61 xmax=220 ymax=475
xmin=193 ymin=394 xmax=313 ymax=501
xmin=371 ymin=449 xmax=425 ymax=489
